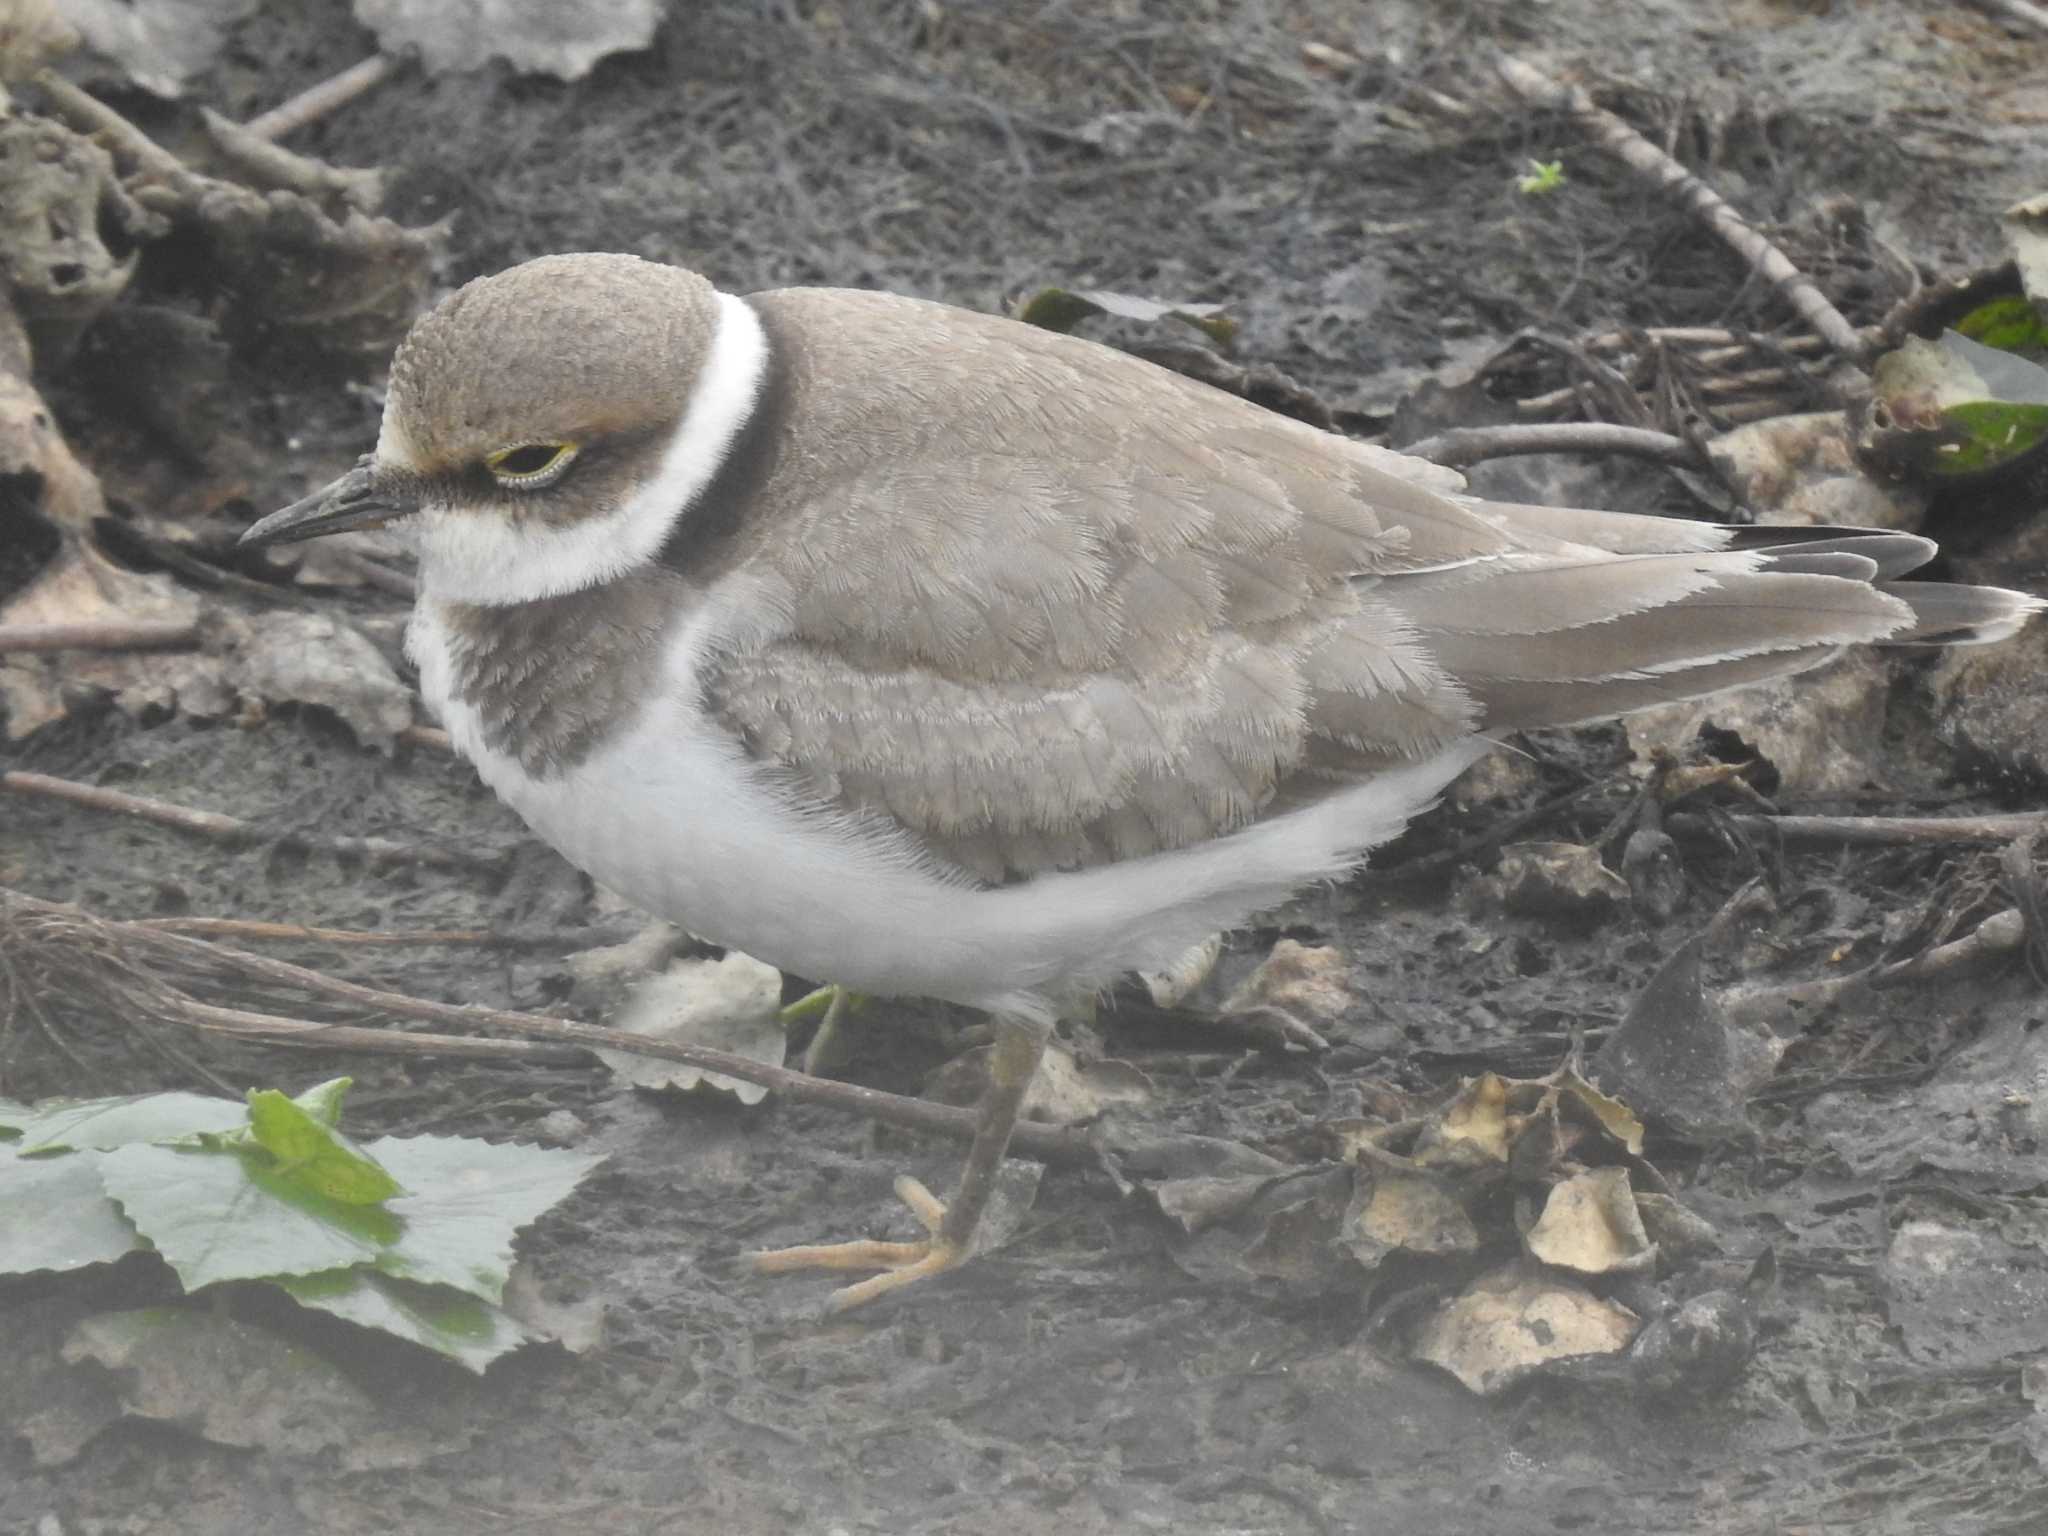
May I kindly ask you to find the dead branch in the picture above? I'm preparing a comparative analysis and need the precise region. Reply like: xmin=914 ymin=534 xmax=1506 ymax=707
xmin=243 ymin=55 xmax=400 ymax=142
xmin=182 ymin=999 xmax=591 ymax=1065
xmin=0 ymin=618 xmax=199 ymax=653
xmin=1 ymin=770 xmax=504 ymax=875
xmin=1669 ymin=811 xmax=2048 ymax=851
xmin=0 ymin=889 xmax=1100 ymax=1166
xmin=135 ymin=916 xmax=620 ymax=951
xmin=1495 ymin=56 xmax=1868 ymax=364
xmin=1405 ymin=422 xmax=1699 ymax=469
xmin=1722 ymin=908 xmax=2026 ymax=1030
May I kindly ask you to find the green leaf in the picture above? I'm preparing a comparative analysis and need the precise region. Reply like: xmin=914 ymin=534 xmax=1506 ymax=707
xmin=280 ymin=1268 xmax=537 ymax=1374
xmin=0 ymin=1144 xmax=144 ymax=1272
xmin=366 ymin=1135 xmax=605 ymax=1303
xmin=1953 ymin=294 xmax=2048 ymax=356
xmin=1870 ymin=330 xmax=2048 ymax=479
xmin=6 ymin=1091 xmax=249 ymax=1156
xmin=245 ymin=1087 xmax=402 ymax=1205
xmin=1938 ymin=398 xmax=2048 ymax=476
xmin=291 ymin=1077 xmax=354 ymax=1129
xmin=0 ymin=1099 xmax=28 ymax=1138
xmin=1517 ymin=158 xmax=1567 ymax=196
xmin=98 ymin=1143 xmax=401 ymax=1290
xmin=1014 ymin=286 xmax=1238 ymax=348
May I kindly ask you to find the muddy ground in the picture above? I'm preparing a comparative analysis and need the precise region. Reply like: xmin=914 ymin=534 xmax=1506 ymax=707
xmin=6 ymin=2 xmax=2048 ymax=1532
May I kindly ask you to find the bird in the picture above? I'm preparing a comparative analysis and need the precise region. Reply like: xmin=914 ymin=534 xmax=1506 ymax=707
xmin=241 ymin=252 xmax=2040 ymax=1311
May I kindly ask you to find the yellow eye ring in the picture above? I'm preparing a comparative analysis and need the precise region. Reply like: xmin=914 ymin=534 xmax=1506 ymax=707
xmin=485 ymin=441 xmax=578 ymax=487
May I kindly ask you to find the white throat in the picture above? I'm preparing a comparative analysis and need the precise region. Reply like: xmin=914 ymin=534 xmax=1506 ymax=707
xmin=400 ymin=290 xmax=769 ymax=605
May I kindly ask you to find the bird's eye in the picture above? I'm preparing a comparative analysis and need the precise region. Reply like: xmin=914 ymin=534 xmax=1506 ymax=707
xmin=485 ymin=441 xmax=578 ymax=486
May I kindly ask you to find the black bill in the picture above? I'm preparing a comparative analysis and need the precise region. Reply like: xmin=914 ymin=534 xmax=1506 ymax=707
xmin=240 ymin=455 xmax=417 ymax=548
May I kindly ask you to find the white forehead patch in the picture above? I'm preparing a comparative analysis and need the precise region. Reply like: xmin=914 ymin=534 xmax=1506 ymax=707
xmin=409 ymin=290 xmax=769 ymax=605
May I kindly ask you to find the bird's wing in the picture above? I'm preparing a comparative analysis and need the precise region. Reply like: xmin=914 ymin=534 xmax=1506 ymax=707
xmin=697 ymin=289 xmax=1976 ymax=883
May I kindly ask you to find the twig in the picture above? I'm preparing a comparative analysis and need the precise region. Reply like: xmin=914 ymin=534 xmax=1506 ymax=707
xmin=0 ymin=618 xmax=199 ymax=653
xmin=1404 ymin=421 xmax=1699 ymax=469
xmin=243 ymin=55 xmax=400 ymax=142
xmin=2 ymin=889 xmax=1100 ymax=1167
xmin=181 ymin=1000 xmax=593 ymax=1066
xmin=397 ymin=724 xmax=453 ymax=754
xmin=1668 ymin=810 xmax=2048 ymax=850
xmin=135 ymin=916 xmax=620 ymax=951
xmin=1495 ymin=56 xmax=1868 ymax=364
xmin=33 ymin=69 xmax=193 ymax=189
xmin=1722 ymin=908 xmax=2026 ymax=1029
xmin=1 ymin=771 xmax=504 ymax=875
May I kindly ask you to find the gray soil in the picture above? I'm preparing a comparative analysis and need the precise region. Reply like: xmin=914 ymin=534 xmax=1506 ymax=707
xmin=6 ymin=3 xmax=2048 ymax=1533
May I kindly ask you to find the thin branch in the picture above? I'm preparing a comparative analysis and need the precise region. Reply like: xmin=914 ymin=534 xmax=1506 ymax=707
xmin=1495 ymin=56 xmax=1869 ymax=364
xmin=181 ymin=1000 xmax=593 ymax=1066
xmin=1 ymin=891 xmax=1100 ymax=1166
xmin=242 ymin=55 xmax=401 ymax=143
xmin=1404 ymin=421 xmax=1699 ymax=469
xmin=0 ymin=618 xmax=200 ymax=653
xmin=1 ymin=771 xmax=503 ymax=875
xmin=135 ymin=917 xmax=620 ymax=951
xmin=398 ymin=724 xmax=453 ymax=754
xmin=1669 ymin=810 xmax=2048 ymax=850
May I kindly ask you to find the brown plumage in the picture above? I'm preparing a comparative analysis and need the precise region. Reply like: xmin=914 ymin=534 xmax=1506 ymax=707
xmin=240 ymin=253 xmax=2040 ymax=1312
xmin=692 ymin=286 xmax=2020 ymax=883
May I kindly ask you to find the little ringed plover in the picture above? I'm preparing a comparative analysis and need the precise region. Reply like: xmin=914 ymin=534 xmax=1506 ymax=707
xmin=242 ymin=253 xmax=2042 ymax=1310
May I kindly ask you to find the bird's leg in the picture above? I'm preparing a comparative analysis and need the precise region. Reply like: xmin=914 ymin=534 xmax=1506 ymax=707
xmin=752 ymin=1010 xmax=1050 ymax=1312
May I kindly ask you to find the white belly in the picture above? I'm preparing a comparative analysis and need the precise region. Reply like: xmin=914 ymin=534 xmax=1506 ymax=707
xmin=409 ymin=601 xmax=1482 ymax=1016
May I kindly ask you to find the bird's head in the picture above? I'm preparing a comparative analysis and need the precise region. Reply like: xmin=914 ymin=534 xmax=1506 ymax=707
xmin=239 ymin=252 xmax=766 ymax=603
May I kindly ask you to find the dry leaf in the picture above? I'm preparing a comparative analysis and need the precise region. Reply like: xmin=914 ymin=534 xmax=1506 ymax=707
xmin=594 ymin=952 xmax=786 ymax=1105
xmin=1346 ymin=1167 xmax=1480 ymax=1266
xmin=1411 ymin=1263 xmax=1641 ymax=1395
xmin=1524 ymin=1168 xmax=1657 ymax=1276
xmin=354 ymin=0 xmax=663 ymax=81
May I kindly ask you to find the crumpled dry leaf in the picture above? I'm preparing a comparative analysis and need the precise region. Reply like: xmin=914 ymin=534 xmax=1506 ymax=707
xmin=1524 ymin=1167 xmax=1658 ymax=1276
xmin=1472 ymin=841 xmax=1630 ymax=924
xmin=1166 ymin=1165 xmax=1361 ymax=1296
xmin=1708 ymin=411 xmax=1927 ymax=528
xmin=232 ymin=608 xmax=413 ymax=749
xmin=354 ymin=0 xmax=663 ymax=81
xmin=1411 ymin=1263 xmax=1641 ymax=1396
xmin=593 ymin=951 xmax=786 ymax=1105
xmin=1220 ymin=938 xmax=1353 ymax=1026
xmin=1593 ymin=934 xmax=1783 ymax=1144
xmin=1412 ymin=1072 xmax=1516 ymax=1169
xmin=1633 ymin=1191 xmax=1724 ymax=1264
xmin=1625 ymin=650 xmax=1895 ymax=797
xmin=1346 ymin=1165 xmax=1479 ymax=1267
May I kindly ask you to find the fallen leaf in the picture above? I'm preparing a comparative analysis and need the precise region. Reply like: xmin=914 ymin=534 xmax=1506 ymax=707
xmin=354 ymin=0 xmax=664 ymax=81
xmin=594 ymin=951 xmax=786 ymax=1104
xmin=1524 ymin=1167 xmax=1657 ymax=1276
xmin=1346 ymin=1165 xmax=1480 ymax=1266
xmin=1411 ymin=1263 xmax=1641 ymax=1395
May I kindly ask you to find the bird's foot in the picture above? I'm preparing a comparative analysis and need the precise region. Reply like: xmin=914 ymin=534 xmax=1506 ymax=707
xmin=751 ymin=1173 xmax=965 ymax=1312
